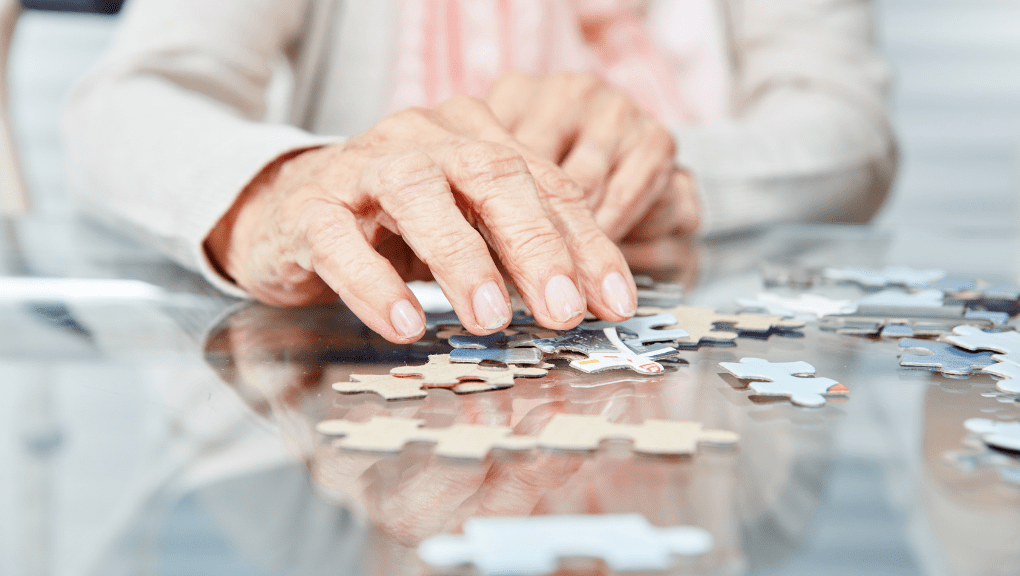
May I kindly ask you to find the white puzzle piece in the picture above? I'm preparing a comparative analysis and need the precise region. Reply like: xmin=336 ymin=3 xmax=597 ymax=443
xmin=823 ymin=266 xmax=946 ymax=288
xmin=736 ymin=293 xmax=857 ymax=319
xmin=418 ymin=513 xmax=713 ymax=575
xmin=718 ymin=357 xmax=849 ymax=408
xmin=856 ymin=288 xmax=944 ymax=308
xmin=944 ymin=326 xmax=1020 ymax=366
xmin=568 ymin=328 xmax=675 ymax=375
xmin=984 ymin=361 xmax=1020 ymax=394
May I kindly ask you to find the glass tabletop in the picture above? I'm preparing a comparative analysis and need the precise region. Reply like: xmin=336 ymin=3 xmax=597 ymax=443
xmin=1 ymin=214 xmax=1017 ymax=576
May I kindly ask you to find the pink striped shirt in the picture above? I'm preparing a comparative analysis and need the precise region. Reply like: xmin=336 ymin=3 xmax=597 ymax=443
xmin=388 ymin=0 xmax=729 ymax=125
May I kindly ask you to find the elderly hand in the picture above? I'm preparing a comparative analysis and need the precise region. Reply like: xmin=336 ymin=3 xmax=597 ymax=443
xmin=206 ymin=96 xmax=638 ymax=343
xmin=485 ymin=72 xmax=701 ymax=242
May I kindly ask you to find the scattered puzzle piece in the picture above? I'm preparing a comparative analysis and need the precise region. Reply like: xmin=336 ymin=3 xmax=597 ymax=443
xmin=965 ymin=418 xmax=1020 ymax=452
xmin=575 ymin=330 xmax=677 ymax=375
xmin=736 ymin=293 xmax=857 ymax=319
xmin=391 ymin=354 xmax=549 ymax=386
xmin=880 ymin=324 xmax=915 ymax=339
xmin=578 ymin=313 xmax=689 ymax=346
xmin=449 ymin=347 xmax=544 ymax=365
xmin=418 ymin=513 xmax=713 ymax=575
xmin=820 ymin=304 xmax=1001 ymax=337
xmin=638 ymin=305 xmax=803 ymax=348
xmin=898 ymin=339 xmax=997 ymax=376
xmin=535 ymin=413 xmax=738 ymax=455
xmin=333 ymin=374 xmax=430 ymax=400
xmin=448 ymin=331 xmax=533 ymax=349
xmin=533 ymin=327 xmax=678 ymax=375
xmin=984 ymin=361 xmax=1020 ymax=394
xmin=718 ymin=358 xmax=848 ymax=408
xmin=823 ymin=266 xmax=946 ymax=289
xmin=316 ymin=416 xmax=536 ymax=458
xmin=944 ymin=326 xmax=1020 ymax=366
xmin=856 ymin=288 xmax=944 ymax=308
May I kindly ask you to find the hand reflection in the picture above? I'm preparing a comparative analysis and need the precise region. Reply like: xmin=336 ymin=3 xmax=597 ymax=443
xmin=204 ymin=302 xmax=672 ymax=549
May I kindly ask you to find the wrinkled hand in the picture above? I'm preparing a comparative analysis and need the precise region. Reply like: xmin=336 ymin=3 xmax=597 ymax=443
xmin=206 ymin=96 xmax=638 ymax=343
xmin=486 ymin=72 xmax=700 ymax=242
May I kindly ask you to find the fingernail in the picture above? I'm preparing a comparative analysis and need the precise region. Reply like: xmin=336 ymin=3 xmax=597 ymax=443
xmin=601 ymin=271 xmax=635 ymax=317
xmin=545 ymin=274 xmax=584 ymax=323
xmin=473 ymin=281 xmax=511 ymax=330
xmin=390 ymin=299 xmax=424 ymax=339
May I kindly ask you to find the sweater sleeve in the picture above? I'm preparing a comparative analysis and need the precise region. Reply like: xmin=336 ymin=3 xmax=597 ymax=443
xmin=676 ymin=0 xmax=896 ymax=236
xmin=62 ymin=0 xmax=337 ymax=296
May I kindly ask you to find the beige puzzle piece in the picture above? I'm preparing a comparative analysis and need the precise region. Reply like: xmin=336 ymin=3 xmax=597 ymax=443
xmin=317 ymin=416 xmax=537 ymax=458
xmin=333 ymin=374 xmax=429 ymax=400
xmin=638 ymin=305 xmax=803 ymax=345
xmin=391 ymin=354 xmax=550 ymax=385
xmin=536 ymin=414 xmax=739 ymax=455
xmin=317 ymin=414 xmax=738 ymax=459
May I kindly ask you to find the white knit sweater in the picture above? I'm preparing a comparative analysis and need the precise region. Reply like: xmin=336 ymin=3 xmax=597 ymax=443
xmin=63 ymin=0 xmax=896 ymax=297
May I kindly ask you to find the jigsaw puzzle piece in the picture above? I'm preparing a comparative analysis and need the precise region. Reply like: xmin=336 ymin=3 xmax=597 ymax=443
xmin=535 ymin=413 xmax=738 ymax=455
xmin=448 ymin=331 xmax=529 ymax=349
xmin=391 ymin=354 xmax=549 ymax=386
xmin=898 ymin=339 xmax=997 ymax=376
xmin=418 ymin=513 xmax=713 ymax=575
xmin=579 ymin=313 xmax=689 ymax=346
xmin=880 ymin=324 xmax=914 ymax=339
xmin=530 ymin=327 xmax=618 ymax=354
xmin=565 ymin=328 xmax=676 ymax=375
xmin=736 ymin=293 xmax=857 ymax=319
xmin=965 ymin=418 xmax=1020 ymax=452
xmin=718 ymin=357 xmax=848 ymax=408
xmin=856 ymin=288 xmax=944 ymax=308
xmin=449 ymin=347 xmax=544 ymax=365
xmin=984 ymin=361 xmax=1020 ymax=394
xmin=316 ymin=416 xmax=537 ymax=458
xmin=823 ymin=266 xmax=945 ymax=288
xmin=944 ymin=326 xmax=1020 ymax=366
xmin=333 ymin=374 xmax=429 ymax=400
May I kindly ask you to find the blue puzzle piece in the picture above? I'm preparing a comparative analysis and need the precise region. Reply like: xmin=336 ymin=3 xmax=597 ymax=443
xmin=449 ymin=347 xmax=544 ymax=365
xmin=898 ymin=339 xmax=996 ymax=376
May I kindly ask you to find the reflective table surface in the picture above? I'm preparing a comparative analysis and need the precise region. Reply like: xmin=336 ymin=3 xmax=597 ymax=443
xmin=2 ymin=215 xmax=1018 ymax=576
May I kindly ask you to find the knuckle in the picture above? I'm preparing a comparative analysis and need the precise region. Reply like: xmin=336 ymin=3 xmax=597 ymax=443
xmin=452 ymin=141 xmax=530 ymax=187
xmin=645 ymin=122 xmax=676 ymax=155
xmin=380 ymin=151 xmax=446 ymax=192
xmin=533 ymin=163 xmax=586 ymax=203
xmin=496 ymin=221 xmax=568 ymax=268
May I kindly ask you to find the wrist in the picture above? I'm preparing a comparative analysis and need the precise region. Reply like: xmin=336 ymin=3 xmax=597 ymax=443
xmin=204 ymin=147 xmax=323 ymax=284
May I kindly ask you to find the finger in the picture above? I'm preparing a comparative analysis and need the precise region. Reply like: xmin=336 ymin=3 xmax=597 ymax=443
xmin=559 ymin=89 xmax=641 ymax=207
xmin=508 ymin=73 xmax=600 ymax=162
xmin=293 ymin=198 xmax=428 ymax=344
xmin=434 ymin=96 xmax=637 ymax=324
xmin=593 ymin=120 xmax=676 ymax=241
xmin=623 ymin=169 xmax=700 ymax=241
xmin=363 ymin=149 xmax=516 ymax=335
xmin=424 ymin=97 xmax=592 ymax=329
xmin=484 ymin=70 xmax=538 ymax=131
xmin=526 ymin=158 xmax=639 ymax=321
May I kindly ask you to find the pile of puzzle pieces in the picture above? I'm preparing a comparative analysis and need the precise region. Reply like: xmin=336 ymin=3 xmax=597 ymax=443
xmin=332 ymin=304 xmax=812 ymax=400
